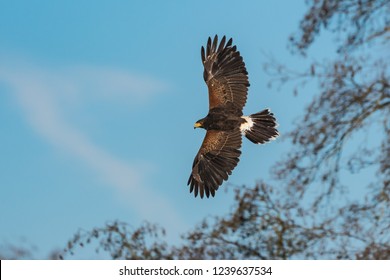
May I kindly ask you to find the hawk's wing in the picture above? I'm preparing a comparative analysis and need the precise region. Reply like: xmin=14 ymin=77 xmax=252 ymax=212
xmin=188 ymin=128 xmax=242 ymax=198
xmin=201 ymin=35 xmax=250 ymax=111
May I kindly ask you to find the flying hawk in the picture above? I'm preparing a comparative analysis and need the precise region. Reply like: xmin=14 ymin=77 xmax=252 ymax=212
xmin=187 ymin=35 xmax=279 ymax=198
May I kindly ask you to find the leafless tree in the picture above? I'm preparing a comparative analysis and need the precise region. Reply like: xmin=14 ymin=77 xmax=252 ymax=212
xmin=59 ymin=0 xmax=389 ymax=260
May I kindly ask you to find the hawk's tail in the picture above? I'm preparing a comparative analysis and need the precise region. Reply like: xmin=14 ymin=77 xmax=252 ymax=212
xmin=241 ymin=109 xmax=279 ymax=144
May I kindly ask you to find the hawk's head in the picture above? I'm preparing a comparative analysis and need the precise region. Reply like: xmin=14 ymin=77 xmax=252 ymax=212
xmin=194 ymin=118 xmax=206 ymax=129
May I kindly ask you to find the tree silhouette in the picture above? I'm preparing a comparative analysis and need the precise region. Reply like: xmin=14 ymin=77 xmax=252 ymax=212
xmin=58 ymin=0 xmax=389 ymax=260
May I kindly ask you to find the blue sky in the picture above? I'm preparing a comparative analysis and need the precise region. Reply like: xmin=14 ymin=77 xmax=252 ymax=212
xmin=0 ymin=0 xmax=343 ymax=258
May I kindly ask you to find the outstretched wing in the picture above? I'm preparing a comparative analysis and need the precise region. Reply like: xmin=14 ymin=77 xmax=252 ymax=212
xmin=201 ymin=35 xmax=250 ymax=111
xmin=188 ymin=129 xmax=242 ymax=198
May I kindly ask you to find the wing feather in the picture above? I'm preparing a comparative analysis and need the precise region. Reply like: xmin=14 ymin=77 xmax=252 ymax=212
xmin=201 ymin=35 xmax=249 ymax=111
xmin=187 ymin=129 xmax=242 ymax=198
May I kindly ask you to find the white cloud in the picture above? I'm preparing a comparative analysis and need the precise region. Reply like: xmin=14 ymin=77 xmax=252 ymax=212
xmin=0 ymin=57 xmax=186 ymax=231
xmin=67 ymin=65 xmax=168 ymax=102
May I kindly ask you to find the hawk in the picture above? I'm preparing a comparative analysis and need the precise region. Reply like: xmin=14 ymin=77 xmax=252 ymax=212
xmin=187 ymin=35 xmax=279 ymax=198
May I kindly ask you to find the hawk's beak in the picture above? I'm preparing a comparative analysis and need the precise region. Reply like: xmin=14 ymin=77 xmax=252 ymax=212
xmin=194 ymin=122 xmax=202 ymax=129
